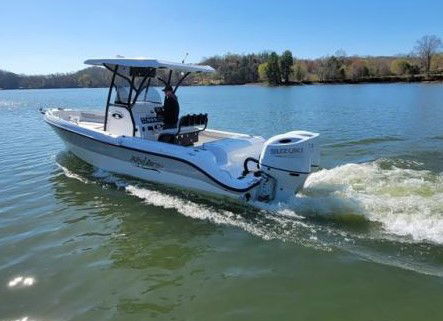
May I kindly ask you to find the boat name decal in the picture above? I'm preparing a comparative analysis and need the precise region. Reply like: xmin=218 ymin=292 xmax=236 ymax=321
xmin=130 ymin=156 xmax=163 ymax=170
xmin=271 ymin=147 xmax=303 ymax=156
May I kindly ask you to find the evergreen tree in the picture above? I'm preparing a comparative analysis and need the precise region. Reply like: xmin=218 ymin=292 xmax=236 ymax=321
xmin=266 ymin=52 xmax=281 ymax=85
xmin=280 ymin=50 xmax=294 ymax=83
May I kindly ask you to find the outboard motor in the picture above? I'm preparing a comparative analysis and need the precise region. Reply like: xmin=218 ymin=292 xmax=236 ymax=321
xmin=259 ymin=131 xmax=320 ymax=201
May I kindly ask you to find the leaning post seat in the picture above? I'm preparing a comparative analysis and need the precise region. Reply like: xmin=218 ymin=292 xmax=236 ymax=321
xmin=158 ymin=113 xmax=208 ymax=146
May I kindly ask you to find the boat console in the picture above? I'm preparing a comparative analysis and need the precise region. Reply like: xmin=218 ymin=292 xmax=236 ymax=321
xmin=107 ymin=93 xmax=209 ymax=146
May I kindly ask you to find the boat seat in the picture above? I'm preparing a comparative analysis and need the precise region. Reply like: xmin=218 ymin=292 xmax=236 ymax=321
xmin=158 ymin=113 xmax=208 ymax=146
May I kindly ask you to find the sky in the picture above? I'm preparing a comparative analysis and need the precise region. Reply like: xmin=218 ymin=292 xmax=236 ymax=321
xmin=0 ymin=0 xmax=442 ymax=75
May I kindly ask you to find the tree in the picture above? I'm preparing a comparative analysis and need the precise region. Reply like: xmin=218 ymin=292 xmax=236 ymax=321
xmin=78 ymin=73 xmax=93 ymax=87
xmin=279 ymin=50 xmax=293 ymax=83
xmin=0 ymin=70 xmax=20 ymax=89
xmin=366 ymin=58 xmax=391 ymax=77
xmin=258 ymin=62 xmax=268 ymax=82
xmin=431 ymin=53 xmax=443 ymax=72
xmin=415 ymin=35 xmax=442 ymax=74
xmin=293 ymin=61 xmax=307 ymax=81
xmin=349 ymin=60 xmax=369 ymax=79
xmin=265 ymin=52 xmax=281 ymax=85
xmin=202 ymin=53 xmax=267 ymax=84
xmin=390 ymin=59 xmax=419 ymax=75
xmin=317 ymin=56 xmax=345 ymax=81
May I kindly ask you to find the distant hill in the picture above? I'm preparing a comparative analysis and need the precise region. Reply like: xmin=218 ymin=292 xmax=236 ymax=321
xmin=0 ymin=66 xmax=204 ymax=89
xmin=0 ymin=67 xmax=112 ymax=90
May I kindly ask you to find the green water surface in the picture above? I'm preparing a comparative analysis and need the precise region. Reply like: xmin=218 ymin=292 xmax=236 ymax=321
xmin=1 ymin=84 xmax=442 ymax=321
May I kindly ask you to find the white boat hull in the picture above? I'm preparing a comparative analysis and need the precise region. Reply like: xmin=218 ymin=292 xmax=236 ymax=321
xmin=51 ymin=125 xmax=253 ymax=200
xmin=44 ymin=108 xmax=319 ymax=205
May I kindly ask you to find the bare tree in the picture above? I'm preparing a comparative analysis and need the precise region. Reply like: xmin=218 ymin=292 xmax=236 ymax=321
xmin=414 ymin=35 xmax=442 ymax=74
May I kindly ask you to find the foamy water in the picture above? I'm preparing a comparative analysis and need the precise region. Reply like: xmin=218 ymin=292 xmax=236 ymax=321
xmin=302 ymin=161 xmax=443 ymax=244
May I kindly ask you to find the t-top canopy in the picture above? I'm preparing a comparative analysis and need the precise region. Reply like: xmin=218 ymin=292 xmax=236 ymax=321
xmin=84 ymin=58 xmax=215 ymax=73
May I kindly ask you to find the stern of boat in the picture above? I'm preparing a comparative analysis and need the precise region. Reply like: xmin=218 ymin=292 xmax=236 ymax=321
xmin=253 ymin=131 xmax=320 ymax=202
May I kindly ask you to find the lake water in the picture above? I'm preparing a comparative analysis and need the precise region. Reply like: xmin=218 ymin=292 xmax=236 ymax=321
xmin=1 ymin=84 xmax=442 ymax=321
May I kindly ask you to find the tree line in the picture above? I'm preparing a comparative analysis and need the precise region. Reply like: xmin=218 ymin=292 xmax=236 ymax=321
xmin=0 ymin=67 xmax=113 ymax=90
xmin=199 ymin=35 xmax=443 ymax=85
xmin=1 ymin=35 xmax=441 ymax=90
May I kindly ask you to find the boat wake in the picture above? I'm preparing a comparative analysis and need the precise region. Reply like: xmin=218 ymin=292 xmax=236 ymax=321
xmin=56 ymin=155 xmax=443 ymax=276
xmin=300 ymin=160 xmax=443 ymax=245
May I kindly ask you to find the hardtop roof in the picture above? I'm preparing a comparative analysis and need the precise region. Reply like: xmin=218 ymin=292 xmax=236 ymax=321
xmin=84 ymin=58 xmax=215 ymax=73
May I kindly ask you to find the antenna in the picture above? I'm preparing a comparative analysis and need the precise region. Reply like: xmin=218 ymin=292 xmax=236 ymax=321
xmin=181 ymin=52 xmax=189 ymax=64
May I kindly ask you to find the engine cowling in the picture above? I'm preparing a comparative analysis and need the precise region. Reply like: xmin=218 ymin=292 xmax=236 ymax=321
xmin=258 ymin=131 xmax=320 ymax=201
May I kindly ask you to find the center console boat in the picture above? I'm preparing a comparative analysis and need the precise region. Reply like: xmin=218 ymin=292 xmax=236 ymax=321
xmin=42 ymin=58 xmax=320 ymax=205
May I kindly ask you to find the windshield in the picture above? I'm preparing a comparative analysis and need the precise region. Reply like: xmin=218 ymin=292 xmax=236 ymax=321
xmin=141 ymin=87 xmax=162 ymax=104
xmin=110 ymin=65 xmax=165 ymax=106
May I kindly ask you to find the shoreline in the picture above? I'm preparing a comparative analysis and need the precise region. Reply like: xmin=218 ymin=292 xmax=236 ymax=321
xmin=1 ymin=75 xmax=442 ymax=91
xmin=202 ymin=73 xmax=443 ymax=86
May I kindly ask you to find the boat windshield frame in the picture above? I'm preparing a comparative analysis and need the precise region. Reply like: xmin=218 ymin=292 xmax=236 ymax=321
xmin=101 ymin=63 xmax=198 ymax=132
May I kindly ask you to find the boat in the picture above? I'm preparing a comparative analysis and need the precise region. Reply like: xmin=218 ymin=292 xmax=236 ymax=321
xmin=42 ymin=58 xmax=320 ymax=204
